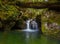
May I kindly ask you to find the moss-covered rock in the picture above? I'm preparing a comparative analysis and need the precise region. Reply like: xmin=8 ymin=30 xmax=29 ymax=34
xmin=42 ymin=10 xmax=60 ymax=39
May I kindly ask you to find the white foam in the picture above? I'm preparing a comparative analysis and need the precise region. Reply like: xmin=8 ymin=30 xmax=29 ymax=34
xmin=21 ymin=29 xmax=38 ymax=32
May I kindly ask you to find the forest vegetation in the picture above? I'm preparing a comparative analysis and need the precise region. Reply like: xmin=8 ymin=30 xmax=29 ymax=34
xmin=0 ymin=0 xmax=60 ymax=39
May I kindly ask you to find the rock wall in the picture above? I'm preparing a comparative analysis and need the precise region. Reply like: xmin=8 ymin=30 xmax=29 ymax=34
xmin=42 ymin=9 xmax=60 ymax=38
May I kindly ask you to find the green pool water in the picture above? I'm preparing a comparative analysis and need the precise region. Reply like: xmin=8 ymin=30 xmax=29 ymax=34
xmin=0 ymin=31 xmax=60 ymax=44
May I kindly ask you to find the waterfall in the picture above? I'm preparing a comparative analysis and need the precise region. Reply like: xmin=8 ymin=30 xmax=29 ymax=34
xmin=22 ymin=19 xmax=38 ymax=32
xmin=30 ymin=20 xmax=38 ymax=29
xmin=26 ymin=20 xmax=30 ymax=29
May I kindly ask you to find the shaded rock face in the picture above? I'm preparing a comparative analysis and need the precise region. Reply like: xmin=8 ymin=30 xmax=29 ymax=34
xmin=36 ymin=15 xmax=41 ymax=30
xmin=11 ymin=19 xmax=27 ymax=30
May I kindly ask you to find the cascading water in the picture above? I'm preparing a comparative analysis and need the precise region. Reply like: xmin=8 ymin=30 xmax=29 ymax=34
xmin=22 ymin=19 xmax=38 ymax=32
xmin=26 ymin=20 xmax=30 ymax=30
xmin=30 ymin=20 xmax=38 ymax=29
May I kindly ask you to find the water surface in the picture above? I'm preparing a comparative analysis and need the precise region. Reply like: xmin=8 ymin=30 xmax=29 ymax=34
xmin=0 ymin=31 xmax=60 ymax=44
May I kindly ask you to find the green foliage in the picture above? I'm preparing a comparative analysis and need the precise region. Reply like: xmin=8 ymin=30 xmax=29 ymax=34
xmin=0 ymin=4 xmax=19 ymax=20
xmin=0 ymin=4 xmax=20 ymax=31
xmin=21 ymin=16 xmax=28 ymax=21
